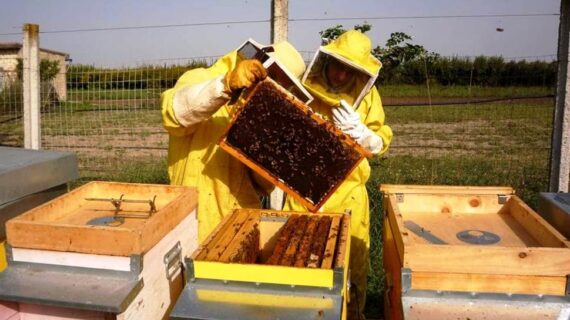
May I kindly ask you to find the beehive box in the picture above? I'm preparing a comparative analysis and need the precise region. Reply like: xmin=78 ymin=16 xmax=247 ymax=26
xmin=219 ymin=78 xmax=371 ymax=212
xmin=0 ymin=181 xmax=199 ymax=320
xmin=191 ymin=209 xmax=350 ymax=287
xmin=170 ymin=209 xmax=351 ymax=320
xmin=381 ymin=185 xmax=570 ymax=320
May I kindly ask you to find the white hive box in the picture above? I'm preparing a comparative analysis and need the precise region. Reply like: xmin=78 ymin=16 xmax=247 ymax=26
xmin=0 ymin=181 xmax=198 ymax=320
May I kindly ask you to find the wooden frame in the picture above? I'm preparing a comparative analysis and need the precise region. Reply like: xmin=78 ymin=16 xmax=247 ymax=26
xmin=6 ymin=181 xmax=198 ymax=256
xmin=380 ymin=184 xmax=570 ymax=320
xmin=191 ymin=209 xmax=350 ymax=287
xmin=219 ymin=78 xmax=371 ymax=212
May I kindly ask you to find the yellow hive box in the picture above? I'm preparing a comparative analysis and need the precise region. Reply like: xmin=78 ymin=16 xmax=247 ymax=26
xmin=181 ymin=209 xmax=351 ymax=320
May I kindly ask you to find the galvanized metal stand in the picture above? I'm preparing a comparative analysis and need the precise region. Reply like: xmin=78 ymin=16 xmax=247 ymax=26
xmin=170 ymin=258 xmax=345 ymax=320
xmin=0 ymin=245 xmax=143 ymax=313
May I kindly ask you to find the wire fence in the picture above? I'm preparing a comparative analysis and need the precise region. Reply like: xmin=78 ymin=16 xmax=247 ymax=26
xmin=0 ymin=55 xmax=556 ymax=192
xmin=0 ymin=40 xmax=559 ymax=320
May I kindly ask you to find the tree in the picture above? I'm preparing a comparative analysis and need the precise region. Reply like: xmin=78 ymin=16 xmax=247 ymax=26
xmin=319 ymin=24 xmax=435 ymax=83
xmin=16 ymin=59 xmax=61 ymax=82
xmin=319 ymin=23 xmax=372 ymax=44
xmin=372 ymin=32 xmax=435 ymax=70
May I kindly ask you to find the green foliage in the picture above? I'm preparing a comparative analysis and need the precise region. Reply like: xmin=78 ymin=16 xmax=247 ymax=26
xmin=0 ymin=81 xmax=23 ymax=116
xmin=393 ymin=56 xmax=557 ymax=86
xmin=16 ymin=59 xmax=61 ymax=82
xmin=66 ymin=61 xmax=208 ymax=90
xmin=373 ymin=32 xmax=435 ymax=84
xmin=354 ymin=22 xmax=372 ymax=34
xmin=0 ymin=81 xmax=60 ymax=117
xmin=319 ymin=22 xmax=372 ymax=44
xmin=318 ymin=24 xmax=556 ymax=86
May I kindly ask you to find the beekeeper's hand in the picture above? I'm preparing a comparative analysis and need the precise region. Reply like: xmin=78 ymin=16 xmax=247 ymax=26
xmin=332 ymin=100 xmax=383 ymax=154
xmin=172 ymin=60 xmax=267 ymax=129
xmin=225 ymin=59 xmax=267 ymax=93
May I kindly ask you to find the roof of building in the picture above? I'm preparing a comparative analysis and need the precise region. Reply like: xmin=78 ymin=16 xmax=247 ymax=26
xmin=0 ymin=42 xmax=69 ymax=57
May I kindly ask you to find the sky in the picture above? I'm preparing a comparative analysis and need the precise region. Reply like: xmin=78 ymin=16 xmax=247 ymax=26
xmin=0 ymin=0 xmax=561 ymax=67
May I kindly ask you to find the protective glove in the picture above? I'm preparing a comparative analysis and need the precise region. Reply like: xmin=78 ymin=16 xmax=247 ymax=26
xmin=332 ymin=100 xmax=383 ymax=154
xmin=225 ymin=59 xmax=267 ymax=92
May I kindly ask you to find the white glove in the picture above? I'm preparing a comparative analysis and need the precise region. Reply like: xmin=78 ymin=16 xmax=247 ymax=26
xmin=332 ymin=100 xmax=383 ymax=154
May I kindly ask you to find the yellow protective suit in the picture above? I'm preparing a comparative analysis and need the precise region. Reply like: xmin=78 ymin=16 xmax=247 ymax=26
xmin=161 ymin=42 xmax=306 ymax=243
xmin=284 ymin=30 xmax=393 ymax=316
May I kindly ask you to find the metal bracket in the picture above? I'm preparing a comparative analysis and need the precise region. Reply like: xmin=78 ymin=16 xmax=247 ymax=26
xmin=129 ymin=254 xmax=143 ymax=277
xmin=404 ymin=220 xmax=447 ymax=244
xmin=85 ymin=194 xmax=158 ymax=217
xmin=185 ymin=258 xmax=196 ymax=282
xmin=164 ymin=241 xmax=182 ymax=281
xmin=331 ymin=267 xmax=344 ymax=294
xmin=401 ymin=268 xmax=412 ymax=294
xmin=396 ymin=193 xmax=405 ymax=203
xmin=498 ymin=194 xmax=509 ymax=204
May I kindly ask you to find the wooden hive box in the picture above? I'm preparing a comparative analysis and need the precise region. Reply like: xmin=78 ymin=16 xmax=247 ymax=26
xmin=381 ymin=184 xmax=570 ymax=320
xmin=179 ymin=209 xmax=351 ymax=319
xmin=0 ymin=181 xmax=199 ymax=320
xmin=219 ymin=78 xmax=371 ymax=212
xmin=191 ymin=209 xmax=350 ymax=286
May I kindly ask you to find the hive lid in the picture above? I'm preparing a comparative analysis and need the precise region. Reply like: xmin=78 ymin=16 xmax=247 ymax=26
xmin=0 ymin=147 xmax=78 ymax=206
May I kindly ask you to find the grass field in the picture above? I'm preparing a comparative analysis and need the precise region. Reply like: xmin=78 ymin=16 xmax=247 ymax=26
xmin=378 ymin=84 xmax=554 ymax=98
xmin=0 ymin=84 xmax=555 ymax=318
xmin=67 ymin=88 xmax=162 ymax=101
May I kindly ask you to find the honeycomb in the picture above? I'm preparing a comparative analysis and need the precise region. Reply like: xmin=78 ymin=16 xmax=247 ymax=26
xmin=224 ymin=79 xmax=363 ymax=209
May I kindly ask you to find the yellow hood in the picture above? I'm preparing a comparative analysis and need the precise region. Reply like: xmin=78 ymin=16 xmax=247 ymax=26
xmin=303 ymin=30 xmax=381 ymax=107
xmin=323 ymin=30 xmax=381 ymax=76
xmin=269 ymin=41 xmax=306 ymax=79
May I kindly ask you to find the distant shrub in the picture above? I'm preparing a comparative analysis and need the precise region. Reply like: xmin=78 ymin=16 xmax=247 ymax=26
xmin=16 ymin=59 xmax=61 ymax=82
xmin=67 ymin=60 xmax=209 ymax=90
xmin=379 ymin=56 xmax=557 ymax=87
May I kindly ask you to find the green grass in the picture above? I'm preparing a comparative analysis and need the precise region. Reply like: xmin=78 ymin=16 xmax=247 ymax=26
xmin=73 ymin=160 xmax=169 ymax=189
xmin=38 ymin=107 xmax=162 ymax=136
xmin=67 ymin=88 xmax=161 ymax=101
xmin=379 ymin=84 xmax=554 ymax=98
xmin=64 ymin=85 xmax=554 ymax=103
xmin=386 ymin=101 xmax=552 ymax=124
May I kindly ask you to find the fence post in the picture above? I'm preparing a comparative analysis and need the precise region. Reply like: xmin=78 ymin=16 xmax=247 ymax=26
xmin=550 ymin=0 xmax=570 ymax=192
xmin=271 ymin=0 xmax=288 ymax=43
xmin=22 ymin=23 xmax=41 ymax=150
xmin=269 ymin=0 xmax=288 ymax=209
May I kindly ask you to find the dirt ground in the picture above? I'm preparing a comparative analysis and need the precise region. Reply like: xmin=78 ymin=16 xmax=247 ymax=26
xmin=0 ymin=95 xmax=551 ymax=172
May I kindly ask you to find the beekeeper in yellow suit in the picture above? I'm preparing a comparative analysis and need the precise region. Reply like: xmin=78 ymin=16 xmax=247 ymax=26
xmin=161 ymin=40 xmax=306 ymax=242
xmin=284 ymin=30 xmax=393 ymax=317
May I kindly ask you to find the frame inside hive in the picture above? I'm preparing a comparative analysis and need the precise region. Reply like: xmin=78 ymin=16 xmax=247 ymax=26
xmin=193 ymin=209 xmax=350 ymax=270
xmin=219 ymin=78 xmax=371 ymax=212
